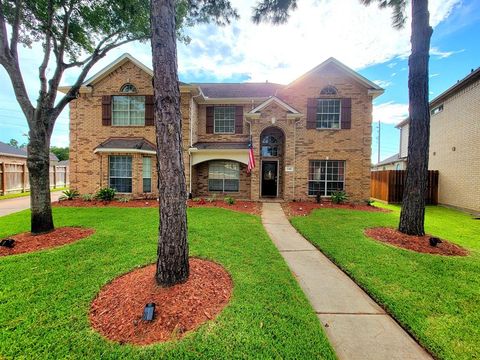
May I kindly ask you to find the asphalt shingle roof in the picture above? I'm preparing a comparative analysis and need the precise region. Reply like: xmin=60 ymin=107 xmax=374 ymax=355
xmin=194 ymin=82 xmax=284 ymax=99
xmin=0 ymin=141 xmax=27 ymax=158
xmin=96 ymin=138 xmax=156 ymax=152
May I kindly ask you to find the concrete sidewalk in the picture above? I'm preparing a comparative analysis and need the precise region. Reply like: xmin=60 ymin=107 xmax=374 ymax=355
xmin=0 ymin=191 xmax=63 ymax=217
xmin=262 ymin=202 xmax=431 ymax=360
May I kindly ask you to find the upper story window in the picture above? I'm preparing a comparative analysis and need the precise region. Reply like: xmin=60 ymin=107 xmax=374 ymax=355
xmin=431 ymin=104 xmax=443 ymax=116
xmin=320 ymin=85 xmax=338 ymax=95
xmin=316 ymin=99 xmax=341 ymax=129
xmin=214 ymin=106 xmax=235 ymax=134
xmin=120 ymin=83 xmax=137 ymax=93
xmin=112 ymin=95 xmax=145 ymax=126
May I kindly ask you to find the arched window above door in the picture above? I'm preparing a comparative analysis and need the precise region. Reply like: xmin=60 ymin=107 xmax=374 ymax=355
xmin=260 ymin=127 xmax=284 ymax=157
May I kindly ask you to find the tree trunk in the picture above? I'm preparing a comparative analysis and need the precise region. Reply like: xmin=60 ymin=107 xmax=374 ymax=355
xmin=399 ymin=0 xmax=433 ymax=236
xmin=150 ymin=0 xmax=189 ymax=286
xmin=27 ymin=117 xmax=54 ymax=234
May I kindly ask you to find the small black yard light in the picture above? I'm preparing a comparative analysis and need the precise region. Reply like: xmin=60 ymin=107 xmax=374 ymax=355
xmin=0 ymin=239 xmax=15 ymax=248
xmin=429 ymin=237 xmax=442 ymax=247
xmin=143 ymin=303 xmax=156 ymax=321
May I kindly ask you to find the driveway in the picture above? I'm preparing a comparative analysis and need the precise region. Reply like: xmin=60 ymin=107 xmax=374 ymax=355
xmin=0 ymin=191 xmax=63 ymax=217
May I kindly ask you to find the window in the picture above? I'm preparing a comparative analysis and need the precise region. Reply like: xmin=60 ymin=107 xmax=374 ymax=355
xmin=120 ymin=83 xmax=137 ymax=93
xmin=112 ymin=96 xmax=145 ymax=126
xmin=316 ymin=99 xmax=341 ymax=129
xmin=143 ymin=157 xmax=152 ymax=193
xmin=261 ymin=135 xmax=280 ymax=157
xmin=214 ymin=106 xmax=235 ymax=133
xmin=308 ymin=160 xmax=345 ymax=196
xmin=208 ymin=161 xmax=239 ymax=192
xmin=320 ymin=85 xmax=338 ymax=95
xmin=431 ymin=104 xmax=443 ymax=116
xmin=109 ymin=156 xmax=132 ymax=193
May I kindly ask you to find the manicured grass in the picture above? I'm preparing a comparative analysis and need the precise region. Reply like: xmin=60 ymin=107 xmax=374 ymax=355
xmin=0 ymin=187 xmax=68 ymax=201
xmin=291 ymin=204 xmax=480 ymax=360
xmin=0 ymin=207 xmax=335 ymax=359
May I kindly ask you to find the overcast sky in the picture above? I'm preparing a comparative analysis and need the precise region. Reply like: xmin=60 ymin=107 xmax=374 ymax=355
xmin=1 ymin=0 xmax=479 ymax=163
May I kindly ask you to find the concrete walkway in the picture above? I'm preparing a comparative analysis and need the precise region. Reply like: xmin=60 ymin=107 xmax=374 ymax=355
xmin=0 ymin=191 xmax=63 ymax=217
xmin=262 ymin=202 xmax=432 ymax=360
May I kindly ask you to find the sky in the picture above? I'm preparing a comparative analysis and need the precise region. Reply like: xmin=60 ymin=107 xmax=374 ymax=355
xmin=0 ymin=0 xmax=479 ymax=163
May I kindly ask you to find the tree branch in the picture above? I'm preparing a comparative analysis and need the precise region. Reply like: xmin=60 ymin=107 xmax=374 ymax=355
xmin=9 ymin=0 xmax=22 ymax=57
xmin=39 ymin=0 xmax=54 ymax=97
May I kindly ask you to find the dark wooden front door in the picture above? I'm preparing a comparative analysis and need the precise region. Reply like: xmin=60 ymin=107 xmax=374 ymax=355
xmin=261 ymin=161 xmax=278 ymax=197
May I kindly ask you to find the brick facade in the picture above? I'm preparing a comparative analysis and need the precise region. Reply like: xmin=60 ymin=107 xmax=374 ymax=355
xmin=67 ymin=55 xmax=379 ymax=202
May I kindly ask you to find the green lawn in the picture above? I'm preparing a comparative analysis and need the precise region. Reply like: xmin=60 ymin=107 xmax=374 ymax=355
xmin=0 ymin=187 xmax=68 ymax=201
xmin=291 ymin=204 xmax=480 ymax=360
xmin=0 ymin=207 xmax=335 ymax=359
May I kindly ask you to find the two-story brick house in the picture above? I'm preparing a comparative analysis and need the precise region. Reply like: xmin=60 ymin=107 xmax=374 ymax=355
xmin=60 ymin=53 xmax=383 ymax=201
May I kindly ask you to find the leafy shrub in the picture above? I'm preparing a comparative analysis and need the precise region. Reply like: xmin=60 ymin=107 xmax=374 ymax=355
xmin=364 ymin=199 xmax=375 ymax=206
xmin=81 ymin=193 xmax=95 ymax=202
xmin=207 ymin=194 xmax=217 ymax=203
xmin=95 ymin=187 xmax=116 ymax=201
xmin=59 ymin=189 xmax=79 ymax=201
xmin=224 ymin=196 xmax=235 ymax=205
xmin=117 ymin=197 xmax=130 ymax=203
xmin=331 ymin=190 xmax=348 ymax=204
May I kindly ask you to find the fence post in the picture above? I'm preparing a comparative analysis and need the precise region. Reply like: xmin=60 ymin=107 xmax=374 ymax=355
xmin=22 ymin=163 xmax=26 ymax=192
xmin=53 ymin=166 xmax=56 ymax=189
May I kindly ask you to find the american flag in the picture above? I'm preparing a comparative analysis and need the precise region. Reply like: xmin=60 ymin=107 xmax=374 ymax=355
xmin=247 ymin=142 xmax=255 ymax=173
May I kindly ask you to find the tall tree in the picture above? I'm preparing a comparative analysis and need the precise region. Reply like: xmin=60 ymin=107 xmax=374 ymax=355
xmin=150 ymin=0 xmax=236 ymax=286
xmin=8 ymin=138 xmax=19 ymax=148
xmin=0 ymin=0 xmax=151 ymax=233
xmin=253 ymin=0 xmax=432 ymax=236
xmin=50 ymin=146 xmax=69 ymax=161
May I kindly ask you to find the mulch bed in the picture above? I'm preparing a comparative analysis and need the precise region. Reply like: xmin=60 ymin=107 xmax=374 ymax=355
xmin=54 ymin=199 xmax=261 ymax=215
xmin=365 ymin=227 xmax=469 ymax=256
xmin=0 ymin=227 xmax=95 ymax=257
xmin=187 ymin=200 xmax=262 ymax=215
xmin=282 ymin=201 xmax=389 ymax=217
xmin=89 ymin=258 xmax=233 ymax=345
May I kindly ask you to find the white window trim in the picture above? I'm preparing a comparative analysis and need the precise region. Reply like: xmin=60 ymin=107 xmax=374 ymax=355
xmin=109 ymin=155 xmax=133 ymax=194
xmin=316 ymin=99 xmax=342 ymax=130
xmin=112 ymin=95 xmax=145 ymax=127
xmin=208 ymin=161 xmax=240 ymax=193
xmin=213 ymin=106 xmax=236 ymax=134
xmin=307 ymin=160 xmax=346 ymax=197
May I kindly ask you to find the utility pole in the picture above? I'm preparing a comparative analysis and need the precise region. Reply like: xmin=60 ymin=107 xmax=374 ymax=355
xmin=377 ymin=119 xmax=381 ymax=164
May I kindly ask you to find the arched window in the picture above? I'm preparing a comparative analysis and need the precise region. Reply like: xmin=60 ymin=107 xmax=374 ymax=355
xmin=320 ymin=85 xmax=338 ymax=95
xmin=261 ymin=128 xmax=283 ymax=157
xmin=120 ymin=83 xmax=137 ymax=93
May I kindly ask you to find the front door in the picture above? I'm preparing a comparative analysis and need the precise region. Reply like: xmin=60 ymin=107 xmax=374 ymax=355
xmin=261 ymin=161 xmax=278 ymax=197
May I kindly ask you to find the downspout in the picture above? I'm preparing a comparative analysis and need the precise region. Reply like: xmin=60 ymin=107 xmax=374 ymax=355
xmin=292 ymin=117 xmax=302 ymax=200
xmin=189 ymin=91 xmax=203 ymax=195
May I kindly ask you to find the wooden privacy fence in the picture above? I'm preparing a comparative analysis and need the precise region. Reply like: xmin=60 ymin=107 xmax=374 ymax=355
xmin=371 ymin=170 xmax=439 ymax=204
xmin=0 ymin=163 xmax=69 ymax=195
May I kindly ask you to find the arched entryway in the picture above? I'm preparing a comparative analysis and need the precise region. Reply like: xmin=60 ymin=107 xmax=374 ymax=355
xmin=260 ymin=127 xmax=285 ymax=198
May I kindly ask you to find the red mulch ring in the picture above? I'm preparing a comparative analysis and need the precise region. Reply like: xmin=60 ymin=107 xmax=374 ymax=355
xmin=187 ymin=200 xmax=262 ymax=215
xmin=282 ymin=201 xmax=389 ymax=217
xmin=54 ymin=199 xmax=261 ymax=215
xmin=365 ymin=227 xmax=469 ymax=256
xmin=89 ymin=258 xmax=233 ymax=345
xmin=0 ymin=227 xmax=95 ymax=257
xmin=54 ymin=199 xmax=158 ymax=208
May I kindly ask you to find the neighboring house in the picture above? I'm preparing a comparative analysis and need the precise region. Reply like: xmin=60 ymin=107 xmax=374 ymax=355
xmin=60 ymin=53 xmax=383 ymax=201
xmin=0 ymin=141 xmax=27 ymax=164
xmin=371 ymin=153 xmax=407 ymax=171
xmin=396 ymin=67 xmax=480 ymax=213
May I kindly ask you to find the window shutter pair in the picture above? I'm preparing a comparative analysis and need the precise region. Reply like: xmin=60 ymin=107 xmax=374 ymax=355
xmin=101 ymin=95 xmax=154 ymax=126
xmin=306 ymin=97 xmax=352 ymax=129
xmin=205 ymin=106 xmax=243 ymax=134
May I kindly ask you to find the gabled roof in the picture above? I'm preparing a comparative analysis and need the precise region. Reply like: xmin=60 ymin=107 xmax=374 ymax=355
xmin=0 ymin=141 xmax=27 ymax=158
xmin=286 ymin=57 xmax=384 ymax=97
xmin=194 ymin=82 xmax=284 ymax=99
xmin=249 ymin=96 xmax=300 ymax=114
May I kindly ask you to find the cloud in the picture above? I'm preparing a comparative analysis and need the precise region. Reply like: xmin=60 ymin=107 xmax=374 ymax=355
xmin=373 ymin=102 xmax=409 ymax=125
xmin=430 ymin=47 xmax=465 ymax=59
xmin=373 ymin=80 xmax=393 ymax=88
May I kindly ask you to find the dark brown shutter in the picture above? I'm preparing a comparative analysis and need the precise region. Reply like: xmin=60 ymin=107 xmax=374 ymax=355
xmin=145 ymin=95 xmax=154 ymax=126
xmin=306 ymin=98 xmax=317 ymax=129
xmin=235 ymin=106 xmax=243 ymax=134
xmin=341 ymin=98 xmax=352 ymax=129
xmin=206 ymin=106 xmax=214 ymax=133
xmin=102 ymin=96 xmax=112 ymax=126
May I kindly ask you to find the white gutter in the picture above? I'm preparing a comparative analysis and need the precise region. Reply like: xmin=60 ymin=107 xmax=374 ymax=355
xmin=93 ymin=148 xmax=156 ymax=155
